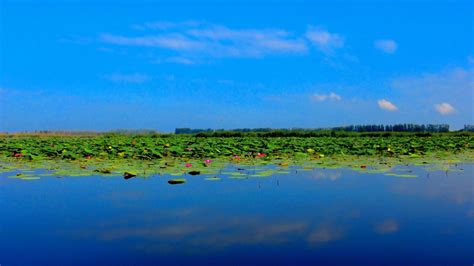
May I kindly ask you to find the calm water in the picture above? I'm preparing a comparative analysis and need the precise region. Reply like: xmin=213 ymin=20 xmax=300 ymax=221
xmin=1 ymin=164 xmax=473 ymax=265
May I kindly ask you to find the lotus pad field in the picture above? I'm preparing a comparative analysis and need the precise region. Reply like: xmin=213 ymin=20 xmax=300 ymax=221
xmin=0 ymin=134 xmax=473 ymax=178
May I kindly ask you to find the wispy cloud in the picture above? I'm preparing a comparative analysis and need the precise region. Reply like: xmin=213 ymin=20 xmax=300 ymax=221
xmin=99 ymin=34 xmax=205 ymax=51
xmin=97 ymin=22 xmax=350 ymax=62
xmin=100 ymin=22 xmax=310 ymax=60
xmin=305 ymin=27 xmax=344 ymax=53
xmin=311 ymin=92 xmax=342 ymax=102
xmin=435 ymin=102 xmax=455 ymax=115
xmin=377 ymin=99 xmax=398 ymax=111
xmin=374 ymin=39 xmax=397 ymax=54
xmin=153 ymin=56 xmax=195 ymax=65
xmin=103 ymin=73 xmax=150 ymax=83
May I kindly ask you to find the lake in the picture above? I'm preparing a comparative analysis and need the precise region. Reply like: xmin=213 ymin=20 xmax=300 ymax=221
xmin=1 ymin=164 xmax=473 ymax=265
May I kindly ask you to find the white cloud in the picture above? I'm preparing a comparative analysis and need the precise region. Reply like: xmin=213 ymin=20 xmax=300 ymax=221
xmin=374 ymin=39 xmax=398 ymax=54
xmin=435 ymin=103 xmax=455 ymax=115
xmin=186 ymin=25 xmax=308 ymax=56
xmin=377 ymin=99 xmax=398 ymax=111
xmin=311 ymin=92 xmax=342 ymax=102
xmin=305 ymin=27 xmax=344 ymax=52
xmin=99 ymin=34 xmax=205 ymax=51
xmin=152 ymin=57 xmax=196 ymax=65
xmin=103 ymin=73 xmax=149 ymax=83
xmin=100 ymin=23 xmax=309 ymax=59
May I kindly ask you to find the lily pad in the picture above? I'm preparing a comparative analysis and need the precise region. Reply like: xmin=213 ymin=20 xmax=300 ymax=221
xmin=205 ymin=177 xmax=222 ymax=181
xmin=188 ymin=170 xmax=201 ymax=176
xmin=123 ymin=171 xmax=137 ymax=179
xmin=168 ymin=178 xmax=186 ymax=185
xmin=21 ymin=177 xmax=41 ymax=180
xmin=94 ymin=168 xmax=112 ymax=174
xmin=385 ymin=173 xmax=418 ymax=178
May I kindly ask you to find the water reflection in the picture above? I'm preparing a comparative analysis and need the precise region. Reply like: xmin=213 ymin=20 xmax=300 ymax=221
xmin=307 ymin=170 xmax=342 ymax=181
xmin=390 ymin=167 xmax=473 ymax=205
xmin=374 ymin=219 xmax=399 ymax=234
xmin=307 ymin=223 xmax=345 ymax=243
xmin=0 ymin=164 xmax=472 ymax=265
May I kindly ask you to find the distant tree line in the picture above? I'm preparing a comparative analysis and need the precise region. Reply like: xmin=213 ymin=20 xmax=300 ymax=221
xmin=175 ymin=124 xmax=455 ymax=135
xmin=332 ymin=124 xmax=450 ymax=133
xmin=6 ymin=124 xmax=472 ymax=137
xmin=463 ymin=125 xmax=474 ymax=132
xmin=175 ymin=128 xmax=215 ymax=134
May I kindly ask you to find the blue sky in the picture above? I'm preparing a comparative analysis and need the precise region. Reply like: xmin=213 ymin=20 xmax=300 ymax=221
xmin=0 ymin=0 xmax=472 ymax=132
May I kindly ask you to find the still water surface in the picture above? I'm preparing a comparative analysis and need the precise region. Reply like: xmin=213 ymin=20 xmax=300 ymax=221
xmin=1 ymin=164 xmax=473 ymax=265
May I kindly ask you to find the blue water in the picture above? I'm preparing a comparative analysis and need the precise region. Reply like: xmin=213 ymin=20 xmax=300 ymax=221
xmin=0 ymin=164 xmax=473 ymax=265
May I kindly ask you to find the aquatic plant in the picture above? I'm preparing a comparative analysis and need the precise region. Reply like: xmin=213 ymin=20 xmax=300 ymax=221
xmin=0 ymin=134 xmax=472 ymax=179
xmin=1 ymin=134 xmax=471 ymax=161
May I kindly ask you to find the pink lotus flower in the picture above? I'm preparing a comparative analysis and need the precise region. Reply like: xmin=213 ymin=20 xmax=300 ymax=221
xmin=204 ymin=159 xmax=212 ymax=164
xmin=233 ymin=155 xmax=241 ymax=160
xmin=257 ymin=152 xmax=267 ymax=158
xmin=14 ymin=153 xmax=23 ymax=158
xmin=185 ymin=163 xmax=192 ymax=168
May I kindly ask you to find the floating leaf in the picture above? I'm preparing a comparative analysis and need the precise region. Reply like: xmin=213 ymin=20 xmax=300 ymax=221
xmin=123 ymin=171 xmax=137 ymax=179
xmin=229 ymin=175 xmax=248 ymax=179
xmin=21 ymin=177 xmax=41 ymax=180
xmin=385 ymin=173 xmax=418 ymax=178
xmin=205 ymin=177 xmax=221 ymax=181
xmin=250 ymin=170 xmax=274 ymax=177
xmin=188 ymin=170 xmax=200 ymax=176
xmin=94 ymin=168 xmax=112 ymax=174
xmin=168 ymin=178 xmax=186 ymax=184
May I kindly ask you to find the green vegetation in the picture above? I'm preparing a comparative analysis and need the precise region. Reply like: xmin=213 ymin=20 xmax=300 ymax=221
xmin=175 ymin=123 xmax=462 ymax=135
xmin=0 ymin=133 xmax=472 ymax=179
xmin=1 ymin=133 xmax=472 ymax=160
